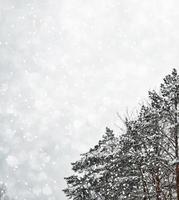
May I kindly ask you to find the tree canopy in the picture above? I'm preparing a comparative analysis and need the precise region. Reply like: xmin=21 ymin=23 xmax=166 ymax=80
xmin=63 ymin=69 xmax=179 ymax=200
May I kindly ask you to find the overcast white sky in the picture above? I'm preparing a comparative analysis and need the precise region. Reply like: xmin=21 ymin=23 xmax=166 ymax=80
xmin=0 ymin=0 xmax=179 ymax=199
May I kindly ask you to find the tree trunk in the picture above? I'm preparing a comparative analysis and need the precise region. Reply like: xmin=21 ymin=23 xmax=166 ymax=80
xmin=155 ymin=174 xmax=161 ymax=200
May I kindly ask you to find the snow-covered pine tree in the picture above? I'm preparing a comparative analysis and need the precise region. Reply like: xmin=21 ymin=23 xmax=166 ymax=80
xmin=137 ymin=105 xmax=174 ymax=199
xmin=108 ymin=120 xmax=143 ymax=199
xmin=115 ymin=107 xmax=164 ymax=200
xmin=63 ymin=127 xmax=118 ymax=199
xmin=149 ymin=68 xmax=179 ymax=199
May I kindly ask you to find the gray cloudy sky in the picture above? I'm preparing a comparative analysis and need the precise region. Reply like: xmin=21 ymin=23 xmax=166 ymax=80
xmin=0 ymin=0 xmax=179 ymax=199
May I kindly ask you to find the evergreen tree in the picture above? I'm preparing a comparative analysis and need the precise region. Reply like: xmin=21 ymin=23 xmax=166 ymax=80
xmin=149 ymin=68 xmax=179 ymax=199
xmin=63 ymin=128 xmax=118 ymax=199
xmin=63 ymin=68 xmax=179 ymax=200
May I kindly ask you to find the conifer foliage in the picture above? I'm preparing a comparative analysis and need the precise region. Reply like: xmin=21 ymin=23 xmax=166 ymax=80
xmin=63 ymin=69 xmax=179 ymax=199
